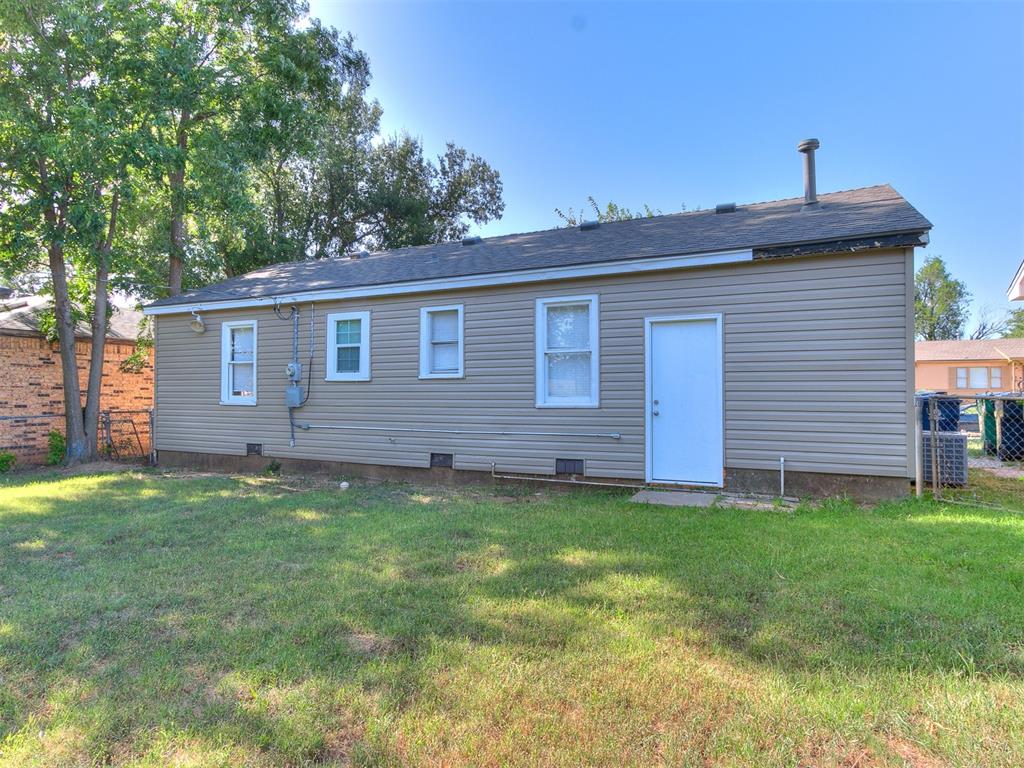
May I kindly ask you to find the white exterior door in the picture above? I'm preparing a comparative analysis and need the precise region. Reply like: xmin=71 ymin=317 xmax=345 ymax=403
xmin=646 ymin=315 xmax=723 ymax=486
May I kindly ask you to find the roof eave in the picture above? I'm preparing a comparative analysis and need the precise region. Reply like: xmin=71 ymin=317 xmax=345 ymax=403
xmin=1008 ymin=259 xmax=1024 ymax=302
xmin=143 ymin=247 xmax=755 ymax=315
xmin=754 ymin=229 xmax=930 ymax=260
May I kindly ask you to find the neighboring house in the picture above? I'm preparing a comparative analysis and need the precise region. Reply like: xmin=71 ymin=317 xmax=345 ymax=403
xmin=916 ymin=339 xmax=1024 ymax=395
xmin=0 ymin=293 xmax=153 ymax=464
xmin=1010 ymin=259 xmax=1024 ymax=301
xmin=144 ymin=143 xmax=932 ymax=498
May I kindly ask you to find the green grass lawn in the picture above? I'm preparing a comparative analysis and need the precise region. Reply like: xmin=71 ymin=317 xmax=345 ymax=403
xmin=1 ymin=468 xmax=1022 ymax=767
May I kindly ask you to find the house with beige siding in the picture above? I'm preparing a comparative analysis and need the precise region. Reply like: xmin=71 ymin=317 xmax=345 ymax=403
xmin=144 ymin=147 xmax=932 ymax=498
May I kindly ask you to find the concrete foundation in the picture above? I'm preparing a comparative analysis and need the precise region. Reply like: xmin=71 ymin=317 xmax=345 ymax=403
xmin=724 ymin=467 xmax=911 ymax=502
xmin=156 ymin=450 xmax=911 ymax=501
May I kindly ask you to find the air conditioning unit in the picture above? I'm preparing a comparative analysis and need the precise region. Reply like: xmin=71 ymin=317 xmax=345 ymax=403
xmin=921 ymin=430 xmax=968 ymax=486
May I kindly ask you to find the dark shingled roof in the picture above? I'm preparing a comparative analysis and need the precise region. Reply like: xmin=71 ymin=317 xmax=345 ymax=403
xmin=149 ymin=184 xmax=931 ymax=309
xmin=0 ymin=296 xmax=145 ymax=340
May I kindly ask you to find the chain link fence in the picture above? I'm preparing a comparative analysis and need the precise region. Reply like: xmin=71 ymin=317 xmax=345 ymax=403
xmin=100 ymin=409 xmax=153 ymax=462
xmin=916 ymin=393 xmax=1024 ymax=500
xmin=0 ymin=408 xmax=152 ymax=466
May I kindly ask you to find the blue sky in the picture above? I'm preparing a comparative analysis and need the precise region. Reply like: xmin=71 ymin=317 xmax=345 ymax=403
xmin=309 ymin=1 xmax=1024 ymax=324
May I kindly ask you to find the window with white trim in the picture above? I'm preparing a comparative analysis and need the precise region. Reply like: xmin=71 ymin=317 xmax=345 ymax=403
xmin=220 ymin=320 xmax=257 ymax=405
xmin=535 ymin=295 xmax=599 ymax=407
xmin=956 ymin=366 xmax=1003 ymax=389
xmin=419 ymin=304 xmax=464 ymax=378
xmin=325 ymin=311 xmax=370 ymax=381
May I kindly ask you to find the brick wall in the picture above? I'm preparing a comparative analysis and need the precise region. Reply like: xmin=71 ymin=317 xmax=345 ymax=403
xmin=0 ymin=334 xmax=153 ymax=464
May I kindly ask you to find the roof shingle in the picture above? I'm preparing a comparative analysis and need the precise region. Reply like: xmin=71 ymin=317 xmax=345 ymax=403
xmin=149 ymin=183 xmax=931 ymax=309
xmin=916 ymin=339 xmax=1024 ymax=362
xmin=0 ymin=296 xmax=145 ymax=341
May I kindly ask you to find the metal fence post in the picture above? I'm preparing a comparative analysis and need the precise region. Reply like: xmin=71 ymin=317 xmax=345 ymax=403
xmin=929 ymin=397 xmax=939 ymax=497
xmin=148 ymin=408 xmax=155 ymax=465
xmin=101 ymin=410 xmax=112 ymax=455
xmin=915 ymin=398 xmax=924 ymax=498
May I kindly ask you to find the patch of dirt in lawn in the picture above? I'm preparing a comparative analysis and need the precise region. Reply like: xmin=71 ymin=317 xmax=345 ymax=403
xmin=344 ymin=632 xmax=397 ymax=657
xmin=886 ymin=736 xmax=945 ymax=768
xmin=61 ymin=460 xmax=137 ymax=476
xmin=969 ymin=457 xmax=1024 ymax=480
xmin=321 ymin=719 xmax=366 ymax=765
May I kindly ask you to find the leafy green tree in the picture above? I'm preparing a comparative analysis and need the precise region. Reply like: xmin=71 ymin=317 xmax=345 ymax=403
xmin=914 ymin=255 xmax=971 ymax=340
xmin=0 ymin=0 xmax=155 ymax=463
xmin=140 ymin=0 xmax=335 ymax=295
xmin=123 ymin=6 xmax=503 ymax=290
xmin=1005 ymin=308 xmax=1024 ymax=338
xmin=555 ymin=196 xmax=669 ymax=227
xmin=234 ymin=122 xmax=504 ymax=273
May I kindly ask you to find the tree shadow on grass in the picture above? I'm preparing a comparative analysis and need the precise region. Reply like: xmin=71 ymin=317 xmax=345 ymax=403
xmin=1 ymin=471 xmax=1023 ymax=764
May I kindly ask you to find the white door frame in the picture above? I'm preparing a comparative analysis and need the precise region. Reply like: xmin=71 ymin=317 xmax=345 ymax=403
xmin=644 ymin=313 xmax=724 ymax=486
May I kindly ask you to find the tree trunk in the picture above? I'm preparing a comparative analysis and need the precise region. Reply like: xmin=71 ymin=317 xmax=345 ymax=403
xmin=47 ymin=238 xmax=89 ymax=465
xmin=83 ymin=188 xmax=120 ymax=461
xmin=168 ymin=112 xmax=189 ymax=296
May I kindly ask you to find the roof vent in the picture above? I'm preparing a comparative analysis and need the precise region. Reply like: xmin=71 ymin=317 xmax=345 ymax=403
xmin=0 ymin=286 xmax=11 ymax=300
xmin=461 ymin=235 xmax=482 ymax=246
xmin=797 ymin=138 xmax=820 ymax=209
xmin=347 ymin=249 xmax=370 ymax=260
xmin=578 ymin=220 xmax=600 ymax=231
xmin=715 ymin=203 xmax=736 ymax=214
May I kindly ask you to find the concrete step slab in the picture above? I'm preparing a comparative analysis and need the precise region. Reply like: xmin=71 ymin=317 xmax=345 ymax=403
xmin=630 ymin=490 xmax=719 ymax=507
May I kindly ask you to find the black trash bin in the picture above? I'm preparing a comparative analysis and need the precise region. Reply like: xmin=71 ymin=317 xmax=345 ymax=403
xmin=997 ymin=400 xmax=1024 ymax=461
xmin=918 ymin=394 xmax=961 ymax=432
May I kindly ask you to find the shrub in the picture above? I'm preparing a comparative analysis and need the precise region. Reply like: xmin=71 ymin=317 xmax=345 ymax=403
xmin=0 ymin=452 xmax=15 ymax=473
xmin=119 ymin=337 xmax=153 ymax=374
xmin=46 ymin=431 xmax=66 ymax=465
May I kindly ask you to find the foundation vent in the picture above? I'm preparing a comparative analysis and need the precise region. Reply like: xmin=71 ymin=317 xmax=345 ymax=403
xmin=555 ymin=458 xmax=585 ymax=475
xmin=246 ymin=443 xmax=263 ymax=456
xmin=430 ymin=452 xmax=454 ymax=468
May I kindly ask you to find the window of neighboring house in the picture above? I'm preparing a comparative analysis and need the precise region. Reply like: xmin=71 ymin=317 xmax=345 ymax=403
xmin=969 ymin=367 xmax=989 ymax=388
xmin=220 ymin=320 xmax=257 ymax=405
xmin=958 ymin=366 xmax=1002 ymax=389
xmin=325 ymin=311 xmax=370 ymax=381
xmin=535 ymin=295 xmax=599 ymax=407
xmin=419 ymin=305 xmax=464 ymax=378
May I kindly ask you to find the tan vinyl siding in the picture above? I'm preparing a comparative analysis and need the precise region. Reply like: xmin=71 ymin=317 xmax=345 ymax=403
xmin=154 ymin=248 xmax=913 ymax=479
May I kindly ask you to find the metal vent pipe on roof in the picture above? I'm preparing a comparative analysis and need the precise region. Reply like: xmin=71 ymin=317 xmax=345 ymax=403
xmin=797 ymin=138 xmax=820 ymax=209
xmin=461 ymin=235 xmax=482 ymax=246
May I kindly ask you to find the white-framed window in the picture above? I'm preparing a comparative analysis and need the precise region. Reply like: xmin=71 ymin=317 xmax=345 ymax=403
xmin=325 ymin=311 xmax=370 ymax=381
xmin=957 ymin=366 xmax=1004 ymax=389
xmin=535 ymin=294 xmax=599 ymax=408
xmin=220 ymin=320 xmax=257 ymax=405
xmin=419 ymin=304 xmax=464 ymax=378
xmin=969 ymin=366 xmax=989 ymax=388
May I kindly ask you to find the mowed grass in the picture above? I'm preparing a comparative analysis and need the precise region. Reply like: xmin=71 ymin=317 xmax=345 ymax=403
xmin=0 ymin=469 xmax=1022 ymax=767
